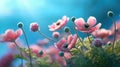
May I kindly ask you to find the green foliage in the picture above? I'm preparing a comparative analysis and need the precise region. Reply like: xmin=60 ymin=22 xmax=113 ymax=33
xmin=69 ymin=36 xmax=120 ymax=67
xmin=16 ymin=36 xmax=120 ymax=67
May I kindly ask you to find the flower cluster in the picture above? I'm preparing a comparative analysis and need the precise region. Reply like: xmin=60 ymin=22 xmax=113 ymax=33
xmin=0 ymin=11 xmax=120 ymax=67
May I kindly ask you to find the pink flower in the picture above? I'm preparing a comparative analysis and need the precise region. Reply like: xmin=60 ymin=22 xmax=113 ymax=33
xmin=46 ymin=47 xmax=70 ymax=67
xmin=48 ymin=16 xmax=69 ymax=31
xmin=92 ymin=28 xmax=112 ymax=38
xmin=37 ymin=39 xmax=49 ymax=46
xmin=75 ymin=16 xmax=101 ymax=33
xmin=46 ymin=47 xmax=60 ymax=57
xmin=30 ymin=22 xmax=39 ymax=32
xmin=0 ymin=29 xmax=22 ymax=42
xmin=0 ymin=53 xmax=14 ymax=67
xmin=55 ymin=34 xmax=77 ymax=52
xmin=52 ymin=32 xmax=60 ymax=38
xmin=30 ymin=45 xmax=46 ymax=57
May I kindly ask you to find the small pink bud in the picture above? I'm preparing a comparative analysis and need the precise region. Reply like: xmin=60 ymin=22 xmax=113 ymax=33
xmin=30 ymin=22 xmax=39 ymax=32
xmin=52 ymin=32 xmax=60 ymax=38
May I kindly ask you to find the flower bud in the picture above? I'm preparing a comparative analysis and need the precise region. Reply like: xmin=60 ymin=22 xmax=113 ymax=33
xmin=71 ymin=16 xmax=76 ymax=22
xmin=59 ymin=51 xmax=64 ymax=57
xmin=107 ymin=11 xmax=114 ymax=17
xmin=52 ymin=32 xmax=60 ymax=38
xmin=64 ymin=27 xmax=70 ymax=33
xmin=17 ymin=22 xmax=24 ymax=28
xmin=38 ymin=50 xmax=43 ymax=55
xmin=92 ymin=38 xmax=104 ymax=47
xmin=30 ymin=22 xmax=39 ymax=32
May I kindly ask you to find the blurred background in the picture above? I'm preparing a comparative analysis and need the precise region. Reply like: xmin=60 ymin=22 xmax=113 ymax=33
xmin=0 ymin=0 xmax=120 ymax=65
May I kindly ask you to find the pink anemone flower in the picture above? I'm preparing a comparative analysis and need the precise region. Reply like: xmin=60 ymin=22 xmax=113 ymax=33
xmin=75 ymin=16 xmax=101 ymax=33
xmin=92 ymin=28 xmax=112 ymax=38
xmin=48 ymin=16 xmax=69 ymax=31
xmin=55 ymin=34 xmax=77 ymax=52
xmin=30 ymin=45 xmax=46 ymax=57
xmin=0 ymin=53 xmax=14 ymax=67
xmin=46 ymin=47 xmax=71 ymax=67
xmin=0 ymin=29 xmax=22 ymax=42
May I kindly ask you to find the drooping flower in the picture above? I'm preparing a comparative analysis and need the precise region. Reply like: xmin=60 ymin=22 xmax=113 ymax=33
xmin=30 ymin=22 xmax=39 ymax=32
xmin=55 ymin=34 xmax=77 ymax=52
xmin=92 ymin=38 xmax=104 ymax=47
xmin=48 ymin=16 xmax=69 ymax=31
xmin=75 ymin=16 xmax=101 ymax=33
xmin=0 ymin=29 xmax=22 ymax=42
xmin=92 ymin=28 xmax=112 ymax=38
xmin=52 ymin=32 xmax=60 ymax=38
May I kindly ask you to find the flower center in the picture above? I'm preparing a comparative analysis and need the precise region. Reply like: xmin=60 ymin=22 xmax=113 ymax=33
xmin=56 ymin=22 xmax=60 ymax=25
xmin=63 ymin=44 xmax=68 ymax=48
xmin=84 ymin=23 xmax=89 ymax=28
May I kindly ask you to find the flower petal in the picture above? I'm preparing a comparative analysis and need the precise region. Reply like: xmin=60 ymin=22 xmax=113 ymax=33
xmin=67 ymin=34 xmax=73 ymax=44
xmin=16 ymin=29 xmax=23 ymax=37
xmin=75 ymin=18 xmax=85 ymax=27
xmin=68 ymin=34 xmax=77 ymax=50
xmin=55 ymin=38 xmax=66 ymax=50
xmin=87 ymin=16 xmax=96 ymax=27
xmin=89 ymin=23 xmax=101 ymax=33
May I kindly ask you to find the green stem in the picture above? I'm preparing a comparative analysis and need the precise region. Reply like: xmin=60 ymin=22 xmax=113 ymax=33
xmin=63 ymin=56 xmax=68 ymax=67
xmin=86 ymin=33 xmax=92 ymax=44
xmin=111 ymin=18 xmax=116 ymax=52
xmin=72 ymin=21 xmax=85 ymax=46
xmin=14 ymin=41 xmax=23 ymax=67
xmin=75 ymin=46 xmax=82 ymax=55
xmin=21 ymin=28 xmax=33 ymax=67
xmin=38 ymin=30 xmax=56 ymax=42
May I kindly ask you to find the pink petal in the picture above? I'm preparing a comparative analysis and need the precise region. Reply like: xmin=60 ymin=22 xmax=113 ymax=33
xmin=67 ymin=34 xmax=73 ymax=44
xmin=68 ymin=34 xmax=77 ymax=50
xmin=62 ymin=16 xmax=69 ymax=22
xmin=75 ymin=18 xmax=85 ymax=27
xmin=89 ymin=23 xmax=101 ymax=33
xmin=16 ymin=29 xmax=23 ymax=37
xmin=87 ymin=16 xmax=96 ymax=27
xmin=55 ymin=38 xmax=66 ymax=50
xmin=5 ymin=29 xmax=16 ymax=40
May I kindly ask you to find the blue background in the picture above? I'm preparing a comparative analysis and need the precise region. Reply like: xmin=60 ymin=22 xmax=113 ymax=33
xmin=0 ymin=0 xmax=120 ymax=61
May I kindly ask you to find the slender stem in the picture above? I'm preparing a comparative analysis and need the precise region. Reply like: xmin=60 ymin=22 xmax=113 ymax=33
xmin=21 ymin=28 xmax=33 ymax=67
xmin=72 ymin=21 xmax=85 ymax=46
xmin=38 ymin=30 xmax=56 ymax=42
xmin=86 ymin=33 xmax=92 ymax=44
xmin=111 ymin=18 xmax=116 ymax=52
xmin=68 ymin=51 xmax=73 ymax=56
xmin=14 ymin=41 xmax=23 ymax=67
xmin=63 ymin=56 xmax=68 ymax=67
xmin=75 ymin=47 xmax=82 ymax=55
